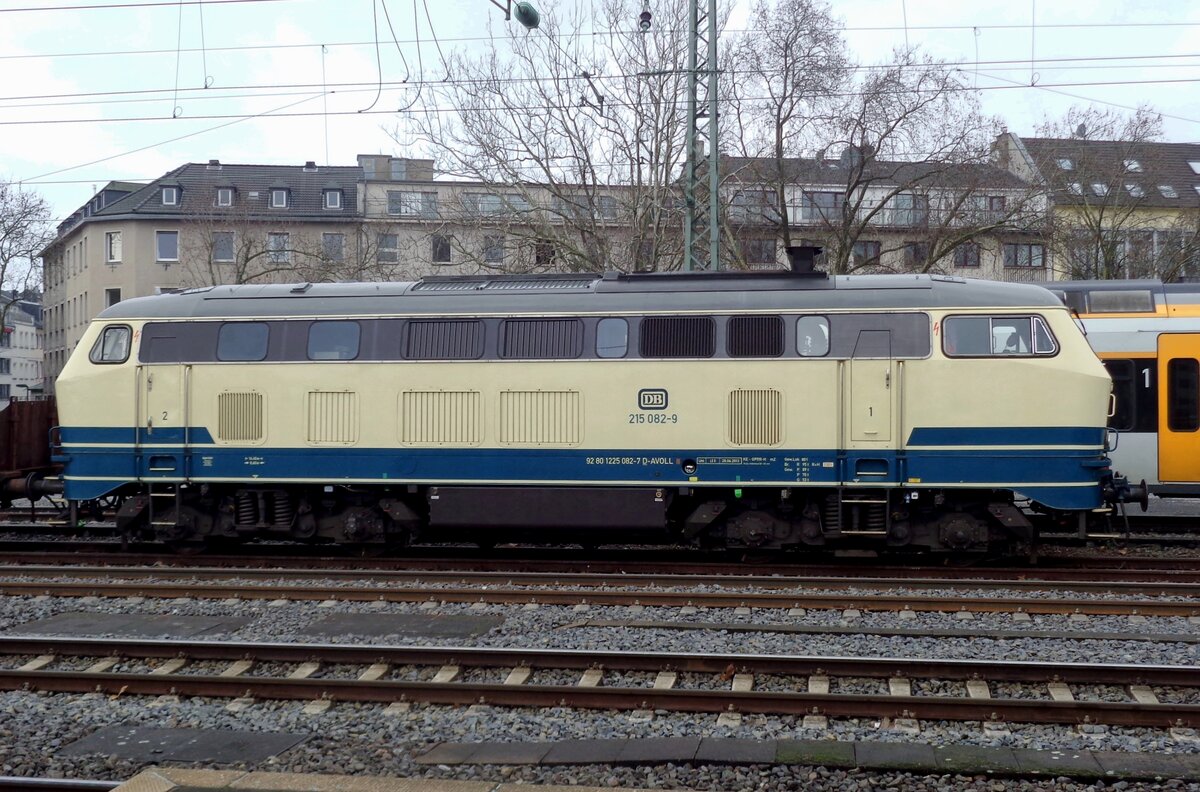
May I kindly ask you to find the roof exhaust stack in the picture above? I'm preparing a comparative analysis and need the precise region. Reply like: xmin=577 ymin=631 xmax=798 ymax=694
xmin=786 ymin=245 xmax=822 ymax=274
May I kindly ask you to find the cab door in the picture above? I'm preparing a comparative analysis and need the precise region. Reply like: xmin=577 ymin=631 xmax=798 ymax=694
xmin=1157 ymin=334 xmax=1200 ymax=483
xmin=136 ymin=364 xmax=191 ymax=477
xmin=846 ymin=330 xmax=894 ymax=445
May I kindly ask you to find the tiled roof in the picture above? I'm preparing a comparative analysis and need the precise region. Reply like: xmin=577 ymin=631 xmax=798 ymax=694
xmin=720 ymin=155 xmax=1030 ymax=190
xmin=96 ymin=161 xmax=363 ymax=220
xmin=1020 ymin=137 xmax=1200 ymax=208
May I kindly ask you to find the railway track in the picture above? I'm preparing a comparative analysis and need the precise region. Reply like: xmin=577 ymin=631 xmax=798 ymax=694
xmin=1 ymin=574 xmax=1197 ymax=616
xmin=0 ymin=636 xmax=1195 ymax=728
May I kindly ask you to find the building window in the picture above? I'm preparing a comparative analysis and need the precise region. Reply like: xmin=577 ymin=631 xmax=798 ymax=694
xmin=323 ymin=190 xmax=342 ymax=210
xmin=890 ymin=194 xmax=929 ymax=226
xmin=535 ymin=240 xmax=556 ymax=268
xmin=270 ymin=189 xmax=288 ymax=208
xmin=0 ymin=385 xmax=8 ymax=400
xmin=161 ymin=186 xmax=178 ymax=206
xmin=902 ymin=241 xmax=929 ymax=267
xmin=735 ymin=238 xmax=772 ymax=267
xmin=953 ymin=243 xmax=981 ymax=268
xmin=0 ymin=358 xmax=8 ymax=375
xmin=464 ymin=193 xmax=531 ymax=215
xmin=103 ymin=287 xmax=121 ymax=308
xmin=800 ymin=191 xmax=843 ymax=222
xmin=483 ymin=235 xmax=505 ymax=263
xmin=322 ymin=233 xmax=345 ymax=262
xmin=852 ymin=241 xmax=881 ymax=266
xmin=431 ymin=234 xmax=451 ymax=263
xmin=728 ymin=190 xmax=777 ymax=223
xmin=1056 ymin=158 xmax=1074 ymax=170
xmin=267 ymin=232 xmax=290 ymax=263
xmin=1003 ymin=243 xmax=1045 ymax=268
xmin=212 ymin=231 xmax=235 ymax=262
xmin=155 ymin=230 xmax=179 ymax=262
xmin=1068 ymin=183 xmax=1083 ymax=195
xmin=105 ymin=231 xmax=121 ymax=263
xmin=377 ymin=234 xmax=399 ymax=263
xmin=1124 ymin=159 xmax=1143 ymax=172
xmin=1159 ymin=185 xmax=1179 ymax=198
xmin=388 ymin=191 xmax=438 ymax=217
xmin=1126 ymin=183 xmax=1145 ymax=198
xmin=1092 ymin=183 xmax=1109 ymax=196
xmin=216 ymin=187 xmax=233 ymax=207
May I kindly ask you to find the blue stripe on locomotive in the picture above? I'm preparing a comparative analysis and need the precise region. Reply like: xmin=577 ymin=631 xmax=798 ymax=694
xmin=58 ymin=425 xmax=1109 ymax=510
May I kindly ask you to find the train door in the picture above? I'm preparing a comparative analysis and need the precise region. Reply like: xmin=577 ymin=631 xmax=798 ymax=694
xmin=1157 ymin=334 xmax=1200 ymax=483
xmin=846 ymin=330 xmax=894 ymax=445
xmin=135 ymin=364 xmax=191 ymax=477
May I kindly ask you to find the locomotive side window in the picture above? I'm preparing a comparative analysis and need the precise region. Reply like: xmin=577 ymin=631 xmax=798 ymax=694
xmin=1088 ymin=289 xmax=1155 ymax=313
xmin=500 ymin=318 xmax=583 ymax=359
xmin=595 ymin=318 xmax=628 ymax=358
xmin=639 ymin=316 xmax=715 ymax=358
xmin=728 ymin=316 xmax=783 ymax=357
xmin=1167 ymin=358 xmax=1200 ymax=432
xmin=405 ymin=319 xmax=484 ymax=360
xmin=307 ymin=321 xmax=361 ymax=361
xmin=217 ymin=322 xmax=270 ymax=361
xmin=89 ymin=325 xmax=131 ymax=364
xmin=796 ymin=316 xmax=830 ymax=357
xmin=943 ymin=315 xmax=1058 ymax=357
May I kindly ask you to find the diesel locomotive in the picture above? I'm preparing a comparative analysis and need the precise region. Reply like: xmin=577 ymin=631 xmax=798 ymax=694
xmin=54 ymin=270 xmax=1134 ymax=552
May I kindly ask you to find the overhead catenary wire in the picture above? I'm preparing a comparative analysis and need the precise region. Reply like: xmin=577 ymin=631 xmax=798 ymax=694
xmin=0 ymin=0 xmax=291 ymax=12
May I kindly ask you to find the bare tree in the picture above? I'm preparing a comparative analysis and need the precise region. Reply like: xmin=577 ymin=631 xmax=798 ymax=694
xmin=0 ymin=183 xmax=53 ymax=330
xmin=722 ymin=0 xmax=850 ymax=253
xmin=1031 ymin=106 xmax=1197 ymax=280
xmin=398 ymin=0 xmax=695 ymax=272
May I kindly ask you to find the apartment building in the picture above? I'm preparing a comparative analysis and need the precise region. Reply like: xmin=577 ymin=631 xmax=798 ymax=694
xmin=994 ymin=133 xmax=1200 ymax=280
xmin=40 ymin=160 xmax=362 ymax=388
xmin=0 ymin=293 xmax=43 ymax=405
xmin=720 ymin=150 xmax=1050 ymax=279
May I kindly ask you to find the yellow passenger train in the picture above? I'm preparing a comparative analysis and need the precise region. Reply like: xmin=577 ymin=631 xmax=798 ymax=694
xmin=1053 ymin=280 xmax=1200 ymax=499
xmin=55 ymin=270 xmax=1134 ymax=552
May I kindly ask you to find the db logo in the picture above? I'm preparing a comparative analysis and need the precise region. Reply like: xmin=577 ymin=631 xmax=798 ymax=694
xmin=638 ymin=389 xmax=669 ymax=410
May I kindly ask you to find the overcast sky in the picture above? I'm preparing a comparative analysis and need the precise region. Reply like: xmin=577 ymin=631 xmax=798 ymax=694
xmin=4 ymin=0 xmax=1200 ymax=224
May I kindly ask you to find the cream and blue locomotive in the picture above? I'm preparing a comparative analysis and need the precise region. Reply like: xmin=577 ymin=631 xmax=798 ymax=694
xmin=55 ymin=271 xmax=1128 ymax=552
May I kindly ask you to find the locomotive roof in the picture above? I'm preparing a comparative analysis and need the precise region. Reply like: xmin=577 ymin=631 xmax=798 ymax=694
xmin=96 ymin=272 xmax=1064 ymax=320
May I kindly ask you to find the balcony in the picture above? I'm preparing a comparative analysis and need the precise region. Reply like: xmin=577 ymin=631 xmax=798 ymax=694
xmin=1000 ymin=267 xmax=1048 ymax=283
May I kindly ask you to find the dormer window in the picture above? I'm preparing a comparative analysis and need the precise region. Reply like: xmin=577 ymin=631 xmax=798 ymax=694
xmin=1092 ymin=183 xmax=1109 ymax=196
xmin=1057 ymin=158 xmax=1074 ymax=170
xmin=323 ymin=189 xmax=342 ymax=210
xmin=216 ymin=187 xmax=233 ymax=207
xmin=1190 ymin=161 xmax=1200 ymax=175
xmin=162 ymin=186 xmax=179 ymax=206
xmin=1160 ymin=185 xmax=1179 ymax=198
xmin=1126 ymin=183 xmax=1145 ymax=198
xmin=1067 ymin=183 xmax=1083 ymax=195
xmin=270 ymin=189 xmax=289 ymax=208
xmin=1124 ymin=159 xmax=1142 ymax=172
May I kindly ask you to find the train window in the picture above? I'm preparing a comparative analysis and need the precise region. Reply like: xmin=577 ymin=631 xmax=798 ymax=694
xmin=307 ymin=321 xmax=360 ymax=361
xmin=1033 ymin=317 xmax=1057 ymax=354
xmin=639 ymin=316 xmax=715 ymax=358
xmin=1088 ymin=289 xmax=1155 ymax=313
xmin=943 ymin=316 xmax=1057 ymax=357
xmin=1107 ymin=360 xmax=1136 ymax=432
xmin=796 ymin=316 xmax=830 ymax=357
xmin=405 ymin=319 xmax=484 ymax=360
xmin=89 ymin=325 xmax=131 ymax=364
xmin=596 ymin=318 xmax=628 ymax=358
xmin=1167 ymin=358 xmax=1200 ymax=432
xmin=217 ymin=322 xmax=270 ymax=361
xmin=500 ymin=318 xmax=583 ymax=359
xmin=728 ymin=316 xmax=783 ymax=357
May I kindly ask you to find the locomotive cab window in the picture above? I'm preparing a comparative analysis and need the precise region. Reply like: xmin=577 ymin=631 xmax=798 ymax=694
xmin=943 ymin=316 xmax=1057 ymax=357
xmin=796 ymin=316 xmax=830 ymax=357
xmin=596 ymin=317 xmax=628 ymax=358
xmin=89 ymin=325 xmax=131 ymax=364
xmin=217 ymin=322 xmax=270 ymax=361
